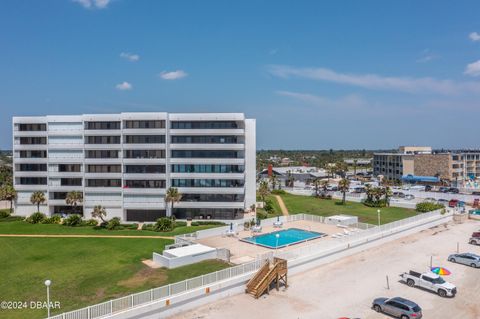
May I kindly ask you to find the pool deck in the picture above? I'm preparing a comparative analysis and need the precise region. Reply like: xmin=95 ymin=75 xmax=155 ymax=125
xmin=197 ymin=220 xmax=349 ymax=264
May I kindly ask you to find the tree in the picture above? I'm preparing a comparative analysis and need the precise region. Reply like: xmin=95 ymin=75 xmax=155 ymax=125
xmin=338 ymin=178 xmax=350 ymax=205
xmin=0 ymin=184 xmax=17 ymax=215
xmin=335 ymin=161 xmax=349 ymax=178
xmin=383 ymin=186 xmax=392 ymax=207
xmin=286 ymin=170 xmax=294 ymax=188
xmin=326 ymin=164 xmax=336 ymax=179
xmin=258 ymin=180 xmax=270 ymax=204
xmin=65 ymin=191 xmax=83 ymax=215
xmin=312 ymin=178 xmax=321 ymax=197
xmin=30 ymin=191 xmax=46 ymax=213
xmin=91 ymin=205 xmax=107 ymax=222
xmin=165 ymin=187 xmax=182 ymax=217
xmin=269 ymin=174 xmax=278 ymax=190
xmin=320 ymin=179 xmax=329 ymax=195
xmin=353 ymin=159 xmax=358 ymax=176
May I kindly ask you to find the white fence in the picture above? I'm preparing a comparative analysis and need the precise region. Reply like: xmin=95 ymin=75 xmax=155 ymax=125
xmin=48 ymin=209 xmax=450 ymax=319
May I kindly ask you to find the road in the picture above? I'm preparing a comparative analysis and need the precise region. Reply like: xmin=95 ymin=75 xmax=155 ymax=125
xmin=170 ymin=220 xmax=480 ymax=319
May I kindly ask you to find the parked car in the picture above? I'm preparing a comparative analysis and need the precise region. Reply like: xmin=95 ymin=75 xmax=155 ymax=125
xmin=393 ymin=192 xmax=406 ymax=198
xmin=399 ymin=270 xmax=457 ymax=297
xmin=469 ymin=237 xmax=480 ymax=245
xmin=372 ymin=297 xmax=422 ymax=319
xmin=425 ymin=185 xmax=433 ymax=192
xmin=472 ymin=191 xmax=480 ymax=196
xmin=472 ymin=232 xmax=480 ymax=238
xmin=425 ymin=197 xmax=436 ymax=202
xmin=437 ymin=199 xmax=449 ymax=205
xmin=448 ymin=199 xmax=459 ymax=208
xmin=448 ymin=187 xmax=459 ymax=194
xmin=405 ymin=194 xmax=415 ymax=200
xmin=448 ymin=253 xmax=480 ymax=268
xmin=439 ymin=187 xmax=449 ymax=193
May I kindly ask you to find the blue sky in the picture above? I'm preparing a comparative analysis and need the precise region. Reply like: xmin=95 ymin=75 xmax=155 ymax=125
xmin=1 ymin=0 xmax=480 ymax=150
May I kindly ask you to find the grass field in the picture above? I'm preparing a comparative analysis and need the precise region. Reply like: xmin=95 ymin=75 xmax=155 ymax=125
xmin=256 ymin=195 xmax=283 ymax=218
xmin=0 ymin=236 xmax=229 ymax=319
xmin=280 ymin=193 xmax=417 ymax=224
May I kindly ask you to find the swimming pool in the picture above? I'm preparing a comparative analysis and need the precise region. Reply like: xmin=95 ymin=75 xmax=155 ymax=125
xmin=241 ymin=228 xmax=326 ymax=249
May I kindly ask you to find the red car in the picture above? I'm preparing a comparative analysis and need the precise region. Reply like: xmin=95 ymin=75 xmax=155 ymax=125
xmin=472 ymin=232 xmax=480 ymax=238
xmin=448 ymin=199 xmax=459 ymax=208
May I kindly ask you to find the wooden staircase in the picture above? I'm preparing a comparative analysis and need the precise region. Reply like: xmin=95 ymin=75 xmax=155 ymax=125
xmin=246 ymin=257 xmax=288 ymax=298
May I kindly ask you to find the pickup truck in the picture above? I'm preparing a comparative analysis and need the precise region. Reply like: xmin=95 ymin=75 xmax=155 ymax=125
xmin=470 ymin=237 xmax=480 ymax=245
xmin=400 ymin=271 xmax=457 ymax=297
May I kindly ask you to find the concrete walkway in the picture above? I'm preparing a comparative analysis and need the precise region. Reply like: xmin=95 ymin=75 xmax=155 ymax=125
xmin=0 ymin=234 xmax=174 ymax=239
xmin=275 ymin=195 xmax=289 ymax=216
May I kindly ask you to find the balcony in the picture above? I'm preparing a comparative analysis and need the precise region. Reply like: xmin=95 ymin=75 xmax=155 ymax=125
xmin=169 ymin=173 xmax=244 ymax=179
xmin=169 ymin=158 xmax=245 ymax=165
xmin=169 ymin=129 xmax=244 ymax=136
xmin=176 ymin=201 xmax=244 ymax=209
xmin=169 ymin=143 xmax=244 ymax=150
xmin=177 ymin=187 xmax=244 ymax=194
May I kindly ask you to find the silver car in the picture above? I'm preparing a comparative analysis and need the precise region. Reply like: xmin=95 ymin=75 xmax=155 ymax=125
xmin=372 ymin=297 xmax=422 ymax=319
xmin=448 ymin=253 xmax=480 ymax=268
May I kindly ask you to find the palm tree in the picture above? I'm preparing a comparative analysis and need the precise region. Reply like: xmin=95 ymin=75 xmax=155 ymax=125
xmin=0 ymin=184 xmax=17 ymax=215
xmin=269 ymin=174 xmax=278 ymax=190
xmin=312 ymin=178 xmax=321 ymax=197
xmin=365 ymin=184 xmax=373 ymax=202
xmin=91 ymin=205 xmax=107 ymax=222
xmin=65 ymin=191 xmax=83 ymax=215
xmin=320 ymin=179 xmax=329 ymax=195
xmin=326 ymin=164 xmax=336 ymax=179
xmin=30 ymin=191 xmax=46 ymax=212
xmin=336 ymin=161 xmax=349 ymax=178
xmin=353 ymin=159 xmax=358 ymax=176
xmin=383 ymin=186 xmax=392 ymax=207
xmin=258 ymin=180 xmax=270 ymax=204
xmin=286 ymin=170 xmax=294 ymax=188
xmin=165 ymin=187 xmax=182 ymax=217
xmin=338 ymin=178 xmax=350 ymax=205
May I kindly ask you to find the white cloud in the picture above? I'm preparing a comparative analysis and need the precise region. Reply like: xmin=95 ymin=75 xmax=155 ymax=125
xmin=120 ymin=52 xmax=140 ymax=62
xmin=276 ymin=90 xmax=366 ymax=108
xmin=115 ymin=81 xmax=132 ymax=90
xmin=469 ymin=32 xmax=480 ymax=42
xmin=464 ymin=60 xmax=480 ymax=77
xmin=267 ymin=65 xmax=480 ymax=95
xmin=72 ymin=0 xmax=111 ymax=9
xmin=416 ymin=49 xmax=437 ymax=63
xmin=159 ymin=70 xmax=188 ymax=80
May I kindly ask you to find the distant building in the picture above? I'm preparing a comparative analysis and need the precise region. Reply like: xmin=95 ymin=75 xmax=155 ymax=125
xmin=343 ymin=158 xmax=372 ymax=166
xmin=258 ymin=166 xmax=327 ymax=187
xmin=374 ymin=146 xmax=480 ymax=185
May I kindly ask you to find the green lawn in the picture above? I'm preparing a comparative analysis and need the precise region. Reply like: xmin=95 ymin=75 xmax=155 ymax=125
xmin=0 ymin=236 xmax=229 ymax=319
xmin=0 ymin=220 xmax=220 ymax=237
xmin=256 ymin=195 xmax=283 ymax=218
xmin=280 ymin=193 xmax=417 ymax=225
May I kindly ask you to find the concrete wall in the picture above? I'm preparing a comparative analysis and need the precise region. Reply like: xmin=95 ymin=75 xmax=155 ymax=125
xmin=413 ymin=153 xmax=451 ymax=180
xmin=153 ymin=250 xmax=219 ymax=269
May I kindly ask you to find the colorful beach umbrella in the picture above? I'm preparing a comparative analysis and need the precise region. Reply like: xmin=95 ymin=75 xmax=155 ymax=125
xmin=431 ymin=267 xmax=451 ymax=275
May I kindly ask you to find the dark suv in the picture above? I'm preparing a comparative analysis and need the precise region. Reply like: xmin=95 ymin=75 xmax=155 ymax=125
xmin=372 ymin=297 xmax=422 ymax=319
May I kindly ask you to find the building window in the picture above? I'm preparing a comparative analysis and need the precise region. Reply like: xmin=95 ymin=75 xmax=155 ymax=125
xmin=85 ymin=136 xmax=120 ymax=144
xmin=171 ymin=179 xmax=244 ymax=187
xmin=123 ymin=150 xmax=165 ymax=159
xmin=126 ymin=210 xmax=166 ymax=222
xmin=86 ymin=179 xmax=122 ymax=187
xmin=50 ymin=192 xmax=68 ymax=200
xmin=173 ymin=208 xmax=243 ymax=220
xmin=60 ymin=178 xmax=82 ymax=186
xmin=171 ymin=150 xmax=241 ymax=158
xmin=181 ymin=194 xmax=244 ymax=202
xmin=18 ymin=177 xmax=47 ymax=185
xmin=124 ymin=180 xmax=166 ymax=188
xmin=19 ymin=137 xmax=47 ymax=145
xmin=19 ymin=150 xmax=47 ymax=158
xmin=58 ymin=164 xmax=82 ymax=172
xmin=124 ymin=120 xmax=165 ymax=129
xmin=170 ymin=121 xmax=238 ymax=129
xmin=85 ymin=121 xmax=120 ymax=130
xmin=124 ymin=165 xmax=165 ymax=174
xmin=171 ymin=136 xmax=238 ymax=144
xmin=171 ymin=164 xmax=244 ymax=173
xmin=18 ymin=164 xmax=47 ymax=171
xmin=85 ymin=150 xmax=119 ymax=159
xmin=18 ymin=123 xmax=46 ymax=131
xmin=124 ymin=135 xmax=165 ymax=144
xmin=87 ymin=165 xmax=121 ymax=173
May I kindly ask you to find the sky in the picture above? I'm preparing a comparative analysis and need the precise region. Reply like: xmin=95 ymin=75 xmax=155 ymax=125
xmin=1 ymin=0 xmax=480 ymax=150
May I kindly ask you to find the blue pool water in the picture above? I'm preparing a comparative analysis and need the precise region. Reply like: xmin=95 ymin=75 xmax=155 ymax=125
xmin=241 ymin=228 xmax=326 ymax=249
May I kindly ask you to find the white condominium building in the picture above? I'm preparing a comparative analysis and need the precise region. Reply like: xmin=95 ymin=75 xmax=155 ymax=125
xmin=12 ymin=113 xmax=256 ymax=222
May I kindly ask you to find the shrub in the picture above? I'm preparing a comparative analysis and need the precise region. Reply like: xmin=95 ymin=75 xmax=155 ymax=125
xmin=190 ymin=221 xmax=226 ymax=226
xmin=142 ymin=223 xmax=154 ymax=231
xmin=271 ymin=189 xmax=286 ymax=195
xmin=416 ymin=202 xmax=444 ymax=213
xmin=174 ymin=221 xmax=187 ymax=228
xmin=26 ymin=212 xmax=46 ymax=224
xmin=106 ymin=217 xmax=121 ymax=230
xmin=264 ymin=199 xmax=275 ymax=214
xmin=256 ymin=210 xmax=268 ymax=220
xmin=83 ymin=219 xmax=98 ymax=226
xmin=363 ymin=199 xmax=387 ymax=208
xmin=154 ymin=217 xmax=175 ymax=232
xmin=0 ymin=210 xmax=11 ymax=218
xmin=63 ymin=214 xmax=83 ymax=226
xmin=120 ymin=223 xmax=138 ymax=230
xmin=44 ymin=214 xmax=62 ymax=224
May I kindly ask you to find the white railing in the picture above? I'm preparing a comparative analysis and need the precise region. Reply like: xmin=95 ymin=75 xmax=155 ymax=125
xmin=48 ymin=209 xmax=450 ymax=319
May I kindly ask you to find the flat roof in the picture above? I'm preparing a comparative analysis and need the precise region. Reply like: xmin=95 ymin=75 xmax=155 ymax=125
xmin=164 ymin=244 xmax=216 ymax=258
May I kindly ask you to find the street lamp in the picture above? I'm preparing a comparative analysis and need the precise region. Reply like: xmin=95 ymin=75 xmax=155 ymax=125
xmin=45 ymin=279 xmax=51 ymax=318
xmin=275 ymin=233 xmax=280 ymax=256
xmin=377 ymin=209 xmax=381 ymax=226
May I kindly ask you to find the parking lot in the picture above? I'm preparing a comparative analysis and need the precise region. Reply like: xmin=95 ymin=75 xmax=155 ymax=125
xmin=170 ymin=220 xmax=480 ymax=319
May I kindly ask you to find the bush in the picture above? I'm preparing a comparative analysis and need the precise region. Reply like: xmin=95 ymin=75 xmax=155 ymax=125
xmin=26 ymin=212 xmax=47 ymax=224
xmin=363 ymin=199 xmax=387 ymax=208
xmin=271 ymin=189 xmax=286 ymax=195
xmin=120 ymin=223 xmax=138 ymax=230
xmin=416 ymin=202 xmax=444 ymax=213
xmin=44 ymin=214 xmax=62 ymax=224
xmin=63 ymin=214 xmax=83 ymax=226
xmin=154 ymin=217 xmax=175 ymax=232
xmin=174 ymin=221 xmax=187 ymax=227
xmin=106 ymin=217 xmax=121 ymax=230
xmin=142 ymin=223 xmax=154 ymax=231
xmin=190 ymin=221 xmax=226 ymax=226
xmin=264 ymin=199 xmax=275 ymax=214
xmin=83 ymin=219 xmax=98 ymax=226
xmin=256 ymin=210 xmax=268 ymax=220
xmin=0 ymin=210 xmax=11 ymax=218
